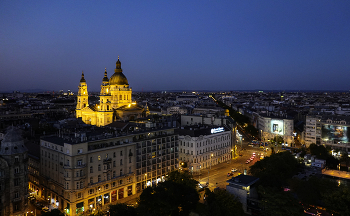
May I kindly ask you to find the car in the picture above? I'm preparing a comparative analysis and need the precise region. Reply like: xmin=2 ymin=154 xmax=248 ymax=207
xmin=252 ymin=152 xmax=256 ymax=155
xmin=250 ymin=157 xmax=254 ymax=161
xmin=239 ymin=153 xmax=243 ymax=156
xmin=227 ymin=172 xmax=233 ymax=177
xmin=246 ymin=160 xmax=250 ymax=164
xmin=231 ymin=168 xmax=237 ymax=172
xmin=42 ymin=207 xmax=50 ymax=213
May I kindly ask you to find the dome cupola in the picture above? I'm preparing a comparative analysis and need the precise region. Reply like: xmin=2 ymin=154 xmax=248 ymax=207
xmin=109 ymin=57 xmax=129 ymax=85
xmin=80 ymin=71 xmax=86 ymax=83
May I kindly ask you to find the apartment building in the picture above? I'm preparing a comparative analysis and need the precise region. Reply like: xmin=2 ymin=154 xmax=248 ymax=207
xmin=176 ymin=125 xmax=232 ymax=173
xmin=258 ymin=114 xmax=294 ymax=145
xmin=305 ymin=115 xmax=350 ymax=151
xmin=0 ymin=127 xmax=28 ymax=216
xmin=304 ymin=116 xmax=321 ymax=147
xmin=40 ymin=127 xmax=178 ymax=215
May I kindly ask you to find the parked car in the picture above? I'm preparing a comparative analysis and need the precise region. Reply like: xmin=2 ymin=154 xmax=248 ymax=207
xmin=227 ymin=172 xmax=233 ymax=177
xmin=246 ymin=160 xmax=250 ymax=164
xmin=42 ymin=207 xmax=50 ymax=213
xmin=231 ymin=168 xmax=237 ymax=172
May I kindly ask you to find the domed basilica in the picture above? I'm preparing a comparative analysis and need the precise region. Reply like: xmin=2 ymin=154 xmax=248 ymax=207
xmin=76 ymin=58 xmax=147 ymax=126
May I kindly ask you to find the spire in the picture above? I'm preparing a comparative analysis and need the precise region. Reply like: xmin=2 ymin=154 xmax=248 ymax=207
xmin=102 ymin=68 xmax=109 ymax=82
xmin=80 ymin=70 xmax=86 ymax=83
xmin=115 ymin=56 xmax=122 ymax=72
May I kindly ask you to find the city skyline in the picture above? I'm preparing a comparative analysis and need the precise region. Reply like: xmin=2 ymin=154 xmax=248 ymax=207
xmin=1 ymin=0 xmax=350 ymax=92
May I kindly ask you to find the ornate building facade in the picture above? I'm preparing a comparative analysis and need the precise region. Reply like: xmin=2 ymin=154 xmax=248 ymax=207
xmin=0 ymin=127 xmax=28 ymax=216
xmin=76 ymin=58 xmax=146 ymax=126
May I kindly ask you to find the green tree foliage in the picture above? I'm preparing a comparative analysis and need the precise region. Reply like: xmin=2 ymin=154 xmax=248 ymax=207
xmin=249 ymin=151 xmax=300 ymax=188
xmin=272 ymin=135 xmax=284 ymax=144
xmin=289 ymin=176 xmax=338 ymax=206
xmin=204 ymin=189 xmax=244 ymax=216
xmin=245 ymin=125 xmax=258 ymax=138
xmin=323 ymin=185 xmax=350 ymax=216
xmin=42 ymin=209 xmax=65 ymax=216
xmin=137 ymin=171 xmax=199 ymax=216
xmin=166 ymin=170 xmax=198 ymax=188
xmin=108 ymin=203 xmax=137 ymax=216
xmin=309 ymin=143 xmax=329 ymax=160
xmin=259 ymin=186 xmax=303 ymax=216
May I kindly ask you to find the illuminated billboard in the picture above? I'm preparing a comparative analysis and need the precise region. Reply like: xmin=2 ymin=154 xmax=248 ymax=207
xmin=321 ymin=124 xmax=350 ymax=142
xmin=271 ymin=119 xmax=284 ymax=135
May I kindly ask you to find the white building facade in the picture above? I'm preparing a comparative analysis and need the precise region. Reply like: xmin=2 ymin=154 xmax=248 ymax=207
xmin=177 ymin=126 xmax=232 ymax=173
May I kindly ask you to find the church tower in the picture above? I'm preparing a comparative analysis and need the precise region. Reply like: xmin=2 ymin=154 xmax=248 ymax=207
xmin=96 ymin=68 xmax=113 ymax=126
xmin=76 ymin=71 xmax=89 ymax=118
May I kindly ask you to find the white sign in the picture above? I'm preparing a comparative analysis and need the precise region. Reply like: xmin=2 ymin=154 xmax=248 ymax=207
xmin=211 ymin=127 xmax=224 ymax=134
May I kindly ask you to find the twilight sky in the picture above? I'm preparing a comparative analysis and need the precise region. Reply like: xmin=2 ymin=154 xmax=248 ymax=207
xmin=1 ymin=0 xmax=350 ymax=92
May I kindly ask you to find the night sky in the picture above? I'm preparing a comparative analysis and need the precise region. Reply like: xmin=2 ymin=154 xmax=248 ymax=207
xmin=1 ymin=1 xmax=350 ymax=92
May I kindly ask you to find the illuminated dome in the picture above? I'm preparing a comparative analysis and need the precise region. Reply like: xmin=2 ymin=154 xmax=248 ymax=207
xmin=109 ymin=58 xmax=129 ymax=85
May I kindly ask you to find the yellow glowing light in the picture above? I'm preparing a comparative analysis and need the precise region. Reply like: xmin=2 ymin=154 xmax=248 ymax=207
xmin=98 ymin=106 xmax=100 ymax=109
xmin=106 ymin=88 xmax=108 ymax=93
xmin=132 ymin=102 xmax=136 ymax=105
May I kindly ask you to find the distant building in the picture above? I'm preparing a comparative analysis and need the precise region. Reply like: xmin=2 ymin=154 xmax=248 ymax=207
xmin=176 ymin=95 xmax=198 ymax=102
xmin=76 ymin=58 xmax=146 ymax=127
xmin=0 ymin=127 xmax=29 ymax=216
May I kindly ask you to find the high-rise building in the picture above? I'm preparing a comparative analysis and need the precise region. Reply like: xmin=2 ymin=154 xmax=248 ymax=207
xmin=76 ymin=58 xmax=147 ymax=127
xmin=0 ymin=127 xmax=28 ymax=216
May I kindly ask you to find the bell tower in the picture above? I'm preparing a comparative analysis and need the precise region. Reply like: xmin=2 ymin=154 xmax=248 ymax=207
xmin=76 ymin=71 xmax=89 ymax=118
xmin=99 ymin=68 xmax=111 ymax=111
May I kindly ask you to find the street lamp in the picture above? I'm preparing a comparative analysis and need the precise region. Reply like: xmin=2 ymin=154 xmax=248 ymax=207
xmin=144 ymin=174 xmax=147 ymax=189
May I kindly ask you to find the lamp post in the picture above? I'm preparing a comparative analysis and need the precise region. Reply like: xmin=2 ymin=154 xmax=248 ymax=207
xmin=144 ymin=173 xmax=147 ymax=189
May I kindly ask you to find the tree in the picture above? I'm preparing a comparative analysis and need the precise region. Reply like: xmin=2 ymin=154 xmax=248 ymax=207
xmin=289 ymin=176 xmax=338 ymax=206
xmin=272 ymin=135 xmax=284 ymax=144
xmin=249 ymin=151 xmax=300 ymax=188
xmin=245 ymin=125 xmax=258 ymax=138
xmin=309 ymin=143 xmax=329 ymax=160
xmin=205 ymin=189 xmax=244 ymax=216
xmin=259 ymin=186 xmax=303 ymax=216
xmin=108 ymin=203 xmax=137 ymax=216
xmin=166 ymin=170 xmax=198 ymax=188
xmin=137 ymin=180 xmax=199 ymax=216
xmin=323 ymin=185 xmax=350 ymax=216
xmin=42 ymin=209 xmax=65 ymax=216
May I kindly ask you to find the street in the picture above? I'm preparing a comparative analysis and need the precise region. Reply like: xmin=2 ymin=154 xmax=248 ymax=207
xmin=193 ymin=142 xmax=271 ymax=190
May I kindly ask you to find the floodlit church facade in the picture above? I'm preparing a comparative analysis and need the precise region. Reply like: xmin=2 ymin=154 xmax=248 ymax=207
xmin=76 ymin=58 xmax=146 ymax=126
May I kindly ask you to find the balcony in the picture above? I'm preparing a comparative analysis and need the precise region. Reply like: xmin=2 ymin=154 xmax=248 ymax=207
xmin=13 ymin=197 xmax=21 ymax=202
xmin=103 ymin=158 xmax=112 ymax=164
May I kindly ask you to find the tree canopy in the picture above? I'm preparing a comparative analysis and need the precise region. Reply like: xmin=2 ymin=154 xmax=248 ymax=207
xmin=204 ymin=188 xmax=245 ymax=216
xmin=137 ymin=171 xmax=199 ymax=216
xmin=249 ymin=151 xmax=300 ymax=188
xmin=42 ymin=209 xmax=65 ymax=216
xmin=258 ymin=186 xmax=303 ymax=216
xmin=108 ymin=203 xmax=137 ymax=216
